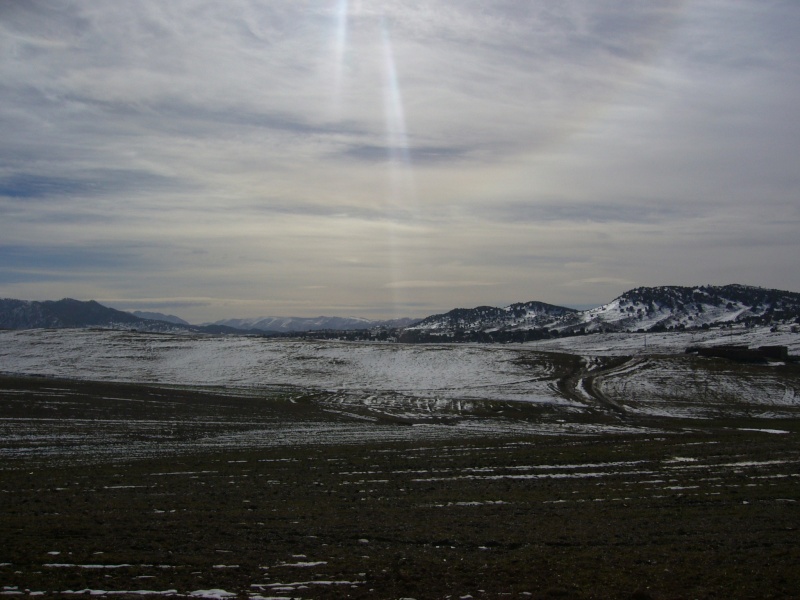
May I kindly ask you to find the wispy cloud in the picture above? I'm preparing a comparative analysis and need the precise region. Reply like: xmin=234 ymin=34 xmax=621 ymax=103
xmin=385 ymin=280 xmax=498 ymax=290
xmin=1 ymin=1 xmax=799 ymax=320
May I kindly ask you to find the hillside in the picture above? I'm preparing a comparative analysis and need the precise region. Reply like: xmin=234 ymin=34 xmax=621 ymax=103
xmin=402 ymin=301 xmax=577 ymax=342
xmin=0 ymin=299 xmax=145 ymax=330
xmin=561 ymin=284 xmax=800 ymax=334
xmin=0 ymin=299 xmax=244 ymax=335
xmin=406 ymin=284 xmax=800 ymax=339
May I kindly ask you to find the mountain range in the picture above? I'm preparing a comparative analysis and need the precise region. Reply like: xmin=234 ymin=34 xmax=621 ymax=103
xmin=1 ymin=284 xmax=799 ymax=339
xmin=405 ymin=284 xmax=800 ymax=341
xmin=0 ymin=298 xmax=416 ymax=335
xmin=211 ymin=315 xmax=419 ymax=333
xmin=0 ymin=299 xmax=248 ymax=335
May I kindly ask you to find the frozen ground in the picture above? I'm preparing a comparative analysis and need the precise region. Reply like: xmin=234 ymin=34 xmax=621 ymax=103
xmin=2 ymin=425 xmax=799 ymax=599
xmin=521 ymin=324 xmax=800 ymax=356
xmin=1 ymin=329 xmax=799 ymax=598
xmin=0 ymin=328 xmax=799 ymax=427
xmin=0 ymin=329 xmax=557 ymax=402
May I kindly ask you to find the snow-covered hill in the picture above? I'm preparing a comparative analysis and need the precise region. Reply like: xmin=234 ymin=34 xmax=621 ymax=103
xmin=408 ymin=285 xmax=800 ymax=337
xmin=410 ymin=301 xmax=576 ymax=332
xmin=559 ymin=284 xmax=800 ymax=333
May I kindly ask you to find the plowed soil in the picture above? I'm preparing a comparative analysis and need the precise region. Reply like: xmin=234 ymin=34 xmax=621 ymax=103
xmin=1 ymin=375 xmax=799 ymax=599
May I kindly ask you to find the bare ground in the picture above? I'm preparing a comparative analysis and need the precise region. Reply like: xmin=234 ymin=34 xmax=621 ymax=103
xmin=1 ymin=375 xmax=799 ymax=599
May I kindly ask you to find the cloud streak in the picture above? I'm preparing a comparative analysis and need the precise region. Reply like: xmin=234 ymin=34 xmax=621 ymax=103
xmin=1 ymin=1 xmax=799 ymax=321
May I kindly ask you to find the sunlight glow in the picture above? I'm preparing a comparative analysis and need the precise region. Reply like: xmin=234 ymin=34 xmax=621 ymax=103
xmin=381 ymin=20 xmax=410 ymax=171
xmin=380 ymin=19 xmax=418 ymax=214
xmin=380 ymin=19 xmax=421 ymax=308
xmin=331 ymin=0 xmax=349 ymax=116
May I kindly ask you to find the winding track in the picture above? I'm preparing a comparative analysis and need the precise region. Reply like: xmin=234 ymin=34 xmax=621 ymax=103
xmin=533 ymin=351 xmax=635 ymax=415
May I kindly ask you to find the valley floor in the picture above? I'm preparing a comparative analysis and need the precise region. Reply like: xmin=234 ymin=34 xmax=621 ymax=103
xmin=1 ymin=328 xmax=799 ymax=425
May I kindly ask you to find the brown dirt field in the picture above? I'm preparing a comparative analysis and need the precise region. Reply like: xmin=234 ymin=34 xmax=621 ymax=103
xmin=1 ymin=376 xmax=799 ymax=599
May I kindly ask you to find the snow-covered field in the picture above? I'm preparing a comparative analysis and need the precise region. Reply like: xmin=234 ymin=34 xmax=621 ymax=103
xmin=522 ymin=325 xmax=800 ymax=356
xmin=592 ymin=356 xmax=799 ymax=418
xmin=1 ymin=329 xmax=799 ymax=599
xmin=1 ymin=327 xmax=798 ymax=426
xmin=0 ymin=328 xmax=560 ymax=403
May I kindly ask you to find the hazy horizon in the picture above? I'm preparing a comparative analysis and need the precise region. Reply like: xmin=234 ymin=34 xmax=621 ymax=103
xmin=2 ymin=2 xmax=799 ymax=323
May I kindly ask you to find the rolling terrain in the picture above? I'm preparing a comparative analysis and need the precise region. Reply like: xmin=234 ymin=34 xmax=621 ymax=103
xmin=1 ymin=326 xmax=798 ymax=430
xmin=1 ymin=322 xmax=798 ymax=598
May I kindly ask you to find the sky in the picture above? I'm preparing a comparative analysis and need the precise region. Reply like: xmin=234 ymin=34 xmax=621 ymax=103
xmin=1 ymin=1 xmax=799 ymax=323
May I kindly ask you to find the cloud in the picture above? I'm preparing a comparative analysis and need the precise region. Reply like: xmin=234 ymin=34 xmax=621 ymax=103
xmin=101 ymin=298 xmax=219 ymax=312
xmin=339 ymin=144 xmax=469 ymax=165
xmin=474 ymin=198 xmax=701 ymax=225
xmin=1 ymin=1 xmax=799 ymax=321
xmin=0 ymin=170 xmax=181 ymax=200
xmin=384 ymin=280 xmax=498 ymax=290
xmin=563 ymin=277 xmax=636 ymax=289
